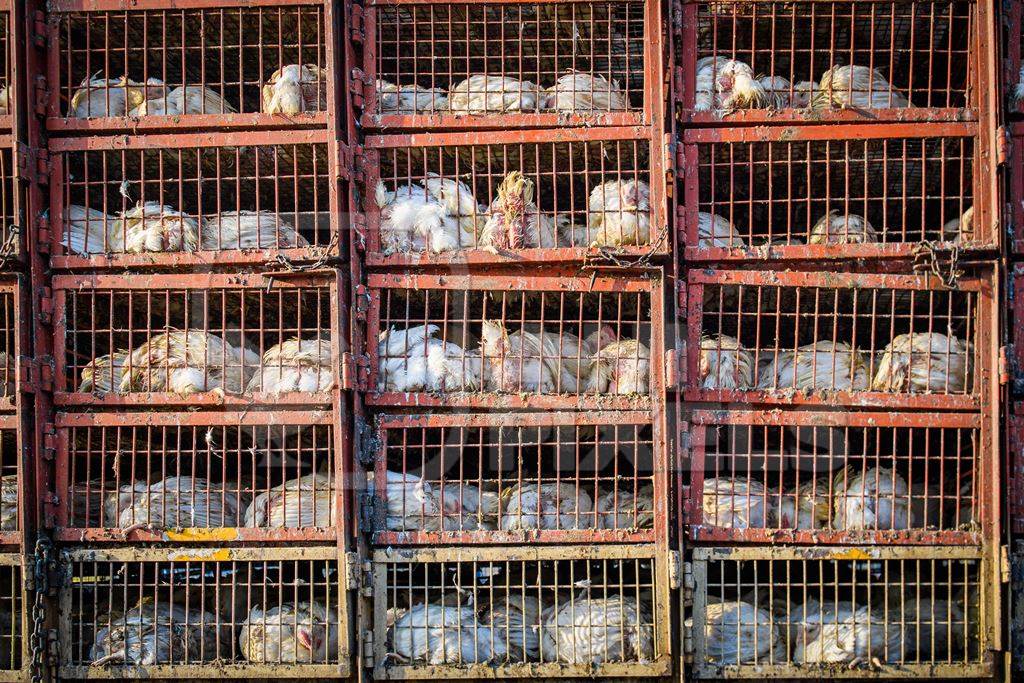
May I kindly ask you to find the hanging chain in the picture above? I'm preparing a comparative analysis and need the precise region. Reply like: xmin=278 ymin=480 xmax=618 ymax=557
xmin=0 ymin=224 xmax=21 ymax=271
xmin=912 ymin=240 xmax=963 ymax=290
xmin=29 ymin=536 xmax=54 ymax=683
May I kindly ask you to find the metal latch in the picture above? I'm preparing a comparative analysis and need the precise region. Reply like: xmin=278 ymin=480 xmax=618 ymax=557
xmin=353 ymin=284 xmax=371 ymax=323
xmin=668 ymin=551 xmax=682 ymax=589
xmin=997 ymin=125 xmax=1010 ymax=167
xmin=1001 ymin=345 xmax=1011 ymax=386
xmin=340 ymin=352 xmax=356 ymax=391
xmin=344 ymin=552 xmax=360 ymax=590
xmin=359 ymin=493 xmax=383 ymax=532
xmin=1003 ymin=545 xmax=1011 ymax=583
xmin=40 ymin=422 xmax=56 ymax=462
xmin=362 ymin=629 xmax=375 ymax=669
xmin=349 ymin=3 xmax=365 ymax=43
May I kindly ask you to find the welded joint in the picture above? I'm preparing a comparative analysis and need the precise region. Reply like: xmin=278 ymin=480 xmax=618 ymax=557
xmin=350 ymin=68 xmax=371 ymax=106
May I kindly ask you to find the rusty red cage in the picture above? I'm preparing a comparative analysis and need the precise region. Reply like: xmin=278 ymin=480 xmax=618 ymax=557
xmin=682 ymin=409 xmax=988 ymax=546
xmin=358 ymin=0 xmax=662 ymax=130
xmin=362 ymin=128 xmax=668 ymax=266
xmin=674 ymin=0 xmax=975 ymax=124
xmin=46 ymin=0 xmax=336 ymax=132
xmin=1009 ymin=124 xmax=1024 ymax=253
xmin=1005 ymin=0 xmax=1022 ymax=115
xmin=364 ymin=271 xmax=664 ymax=410
xmin=685 ymin=268 xmax=993 ymax=410
xmin=58 ymin=546 xmax=349 ymax=678
xmin=0 ymin=7 xmax=9 ymax=133
xmin=688 ymin=546 xmax=991 ymax=678
xmin=367 ymin=410 xmax=666 ymax=545
xmin=52 ymin=271 xmax=341 ymax=408
xmin=47 ymin=132 xmax=342 ymax=268
xmin=1010 ymin=409 xmax=1024 ymax=535
xmin=369 ymin=544 xmax=671 ymax=679
xmin=679 ymin=124 xmax=986 ymax=260
xmin=53 ymin=409 xmax=342 ymax=543
xmin=0 ymin=555 xmax=25 ymax=680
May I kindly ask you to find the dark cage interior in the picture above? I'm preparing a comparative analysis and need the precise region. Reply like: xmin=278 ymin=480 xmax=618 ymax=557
xmin=690 ymin=0 xmax=973 ymax=110
xmin=57 ymin=7 xmax=327 ymax=117
xmin=64 ymin=557 xmax=342 ymax=666
xmin=0 ymin=563 xmax=20 ymax=671
xmin=63 ymin=422 xmax=335 ymax=532
xmin=373 ymin=1 xmax=646 ymax=113
xmin=375 ymin=421 xmax=655 ymax=533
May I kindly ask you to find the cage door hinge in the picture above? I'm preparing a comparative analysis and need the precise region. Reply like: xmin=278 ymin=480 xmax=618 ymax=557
xmin=997 ymin=125 xmax=1011 ymax=167
xmin=1003 ymin=545 xmax=1012 ymax=583
xmin=38 ymin=287 xmax=53 ymax=326
xmin=359 ymin=492 xmax=383 ymax=532
xmin=344 ymin=552 xmax=361 ymax=590
xmin=14 ymin=144 xmax=47 ymax=185
xmin=34 ymin=75 xmax=50 ymax=117
xmin=35 ymin=211 xmax=50 ymax=255
xmin=350 ymin=68 xmax=371 ymax=107
xmin=336 ymin=145 xmax=353 ymax=182
xmin=351 ymin=212 xmax=367 ymax=254
xmin=665 ymin=347 xmax=685 ymax=389
xmin=353 ymin=283 xmax=370 ymax=323
xmin=349 ymin=3 xmax=365 ymax=44
xmin=362 ymin=629 xmax=375 ymax=669
xmin=668 ymin=550 xmax=682 ymax=589
xmin=341 ymin=352 xmax=370 ymax=391
xmin=355 ymin=415 xmax=377 ymax=467
xmin=33 ymin=11 xmax=48 ymax=49
xmin=40 ymin=422 xmax=56 ymax=462
xmin=1000 ymin=345 xmax=1011 ymax=386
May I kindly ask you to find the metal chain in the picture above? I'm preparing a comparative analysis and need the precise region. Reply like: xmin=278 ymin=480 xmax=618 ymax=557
xmin=583 ymin=223 xmax=670 ymax=271
xmin=0 ymin=224 xmax=21 ymax=270
xmin=29 ymin=536 xmax=54 ymax=683
xmin=268 ymin=230 xmax=340 ymax=273
xmin=912 ymin=240 xmax=963 ymax=290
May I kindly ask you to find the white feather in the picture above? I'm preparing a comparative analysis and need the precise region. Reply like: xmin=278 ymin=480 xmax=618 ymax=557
xmin=871 ymin=332 xmax=971 ymax=393
xmin=587 ymin=180 xmax=651 ymax=247
xmin=447 ymin=75 xmax=541 ymax=114
xmin=697 ymin=211 xmax=745 ymax=248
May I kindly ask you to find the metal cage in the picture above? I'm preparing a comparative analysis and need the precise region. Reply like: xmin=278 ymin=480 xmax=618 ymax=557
xmin=47 ymin=132 xmax=342 ymax=268
xmin=1005 ymin=0 xmax=1022 ymax=116
xmin=54 ymin=409 xmax=342 ymax=543
xmin=683 ymin=410 xmax=988 ymax=545
xmin=362 ymin=128 xmax=668 ymax=265
xmin=1009 ymin=124 xmax=1024 ymax=253
xmin=46 ymin=0 xmax=336 ymax=131
xmin=365 ymin=271 xmax=664 ymax=410
xmin=675 ymin=0 xmax=975 ymax=123
xmin=52 ymin=271 xmax=341 ymax=408
xmin=679 ymin=125 xmax=986 ymax=260
xmin=0 ymin=555 xmax=25 ymax=681
xmin=688 ymin=546 xmax=992 ymax=678
xmin=359 ymin=0 xmax=662 ymax=129
xmin=367 ymin=410 xmax=666 ymax=545
xmin=369 ymin=544 xmax=671 ymax=679
xmin=58 ymin=546 xmax=350 ymax=679
xmin=685 ymin=268 xmax=993 ymax=410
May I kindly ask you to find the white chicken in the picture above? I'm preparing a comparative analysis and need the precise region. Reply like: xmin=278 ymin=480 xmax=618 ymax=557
xmin=63 ymin=205 xmax=123 ymax=255
xmin=1015 ymin=65 xmax=1024 ymax=106
xmin=118 ymin=202 xmax=200 ymax=253
xmin=447 ymin=75 xmax=541 ymax=114
xmin=78 ymin=350 xmax=129 ymax=394
xmin=500 ymin=482 xmax=594 ymax=531
xmin=702 ymin=477 xmax=774 ymax=529
xmin=119 ymin=330 xmax=252 ymax=395
xmin=116 ymin=476 xmax=243 ymax=530
xmin=808 ymin=211 xmax=879 ymax=245
xmin=375 ymin=179 xmax=477 ymax=254
xmin=540 ymin=72 xmax=630 ymax=112
xmin=480 ymin=320 xmax=571 ymax=394
xmin=262 ymin=64 xmax=327 ymax=114
xmin=438 ymin=483 xmax=501 ymax=531
xmin=374 ymin=470 xmax=442 ymax=531
xmin=812 ymin=65 xmax=910 ymax=111
xmin=478 ymin=594 xmax=543 ymax=662
xmin=704 ymin=600 xmax=780 ymax=664
xmin=244 ymin=473 xmax=334 ymax=528
xmin=0 ymin=84 xmax=8 ymax=116
xmin=794 ymin=604 xmax=902 ymax=665
xmin=596 ymin=483 xmax=655 ymax=529
xmin=390 ymin=601 xmax=502 ymax=664
xmin=832 ymin=467 xmax=910 ymax=531
xmin=791 ymin=80 xmax=819 ymax=108
xmin=378 ymin=324 xmax=481 ymax=393
xmin=758 ymin=75 xmax=793 ymax=109
xmin=585 ymin=339 xmax=650 ymax=395
xmin=375 ymin=79 xmax=448 ymax=113
xmin=778 ymin=478 xmax=832 ymax=530
xmin=587 ymin=179 xmax=651 ymax=247
xmin=699 ymin=334 xmax=754 ymax=390
xmin=942 ymin=206 xmax=973 ymax=242
xmin=541 ymin=593 xmax=654 ymax=664
xmin=128 ymin=85 xmax=236 ymax=116
xmin=90 ymin=601 xmax=222 ymax=666
xmin=102 ymin=480 xmax=148 ymax=527
xmin=697 ymin=211 xmax=745 ymax=249
xmin=0 ymin=476 xmax=16 ymax=531
xmin=421 ymin=172 xmax=485 ymax=238
xmin=67 ymin=75 xmax=164 ymax=118
xmin=757 ymin=341 xmax=870 ymax=392
xmin=479 ymin=171 xmax=562 ymax=249
xmin=201 ymin=210 xmax=309 ymax=250
xmin=871 ymin=332 xmax=971 ymax=394
xmin=239 ymin=600 xmax=338 ymax=663
xmin=695 ymin=56 xmax=769 ymax=112
xmin=245 ymin=336 xmax=334 ymax=394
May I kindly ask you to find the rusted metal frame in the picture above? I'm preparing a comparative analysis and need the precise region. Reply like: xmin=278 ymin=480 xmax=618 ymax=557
xmin=376 ymin=409 xmax=653 ymax=429
xmin=689 ymin=408 xmax=982 ymax=429
xmin=50 ymin=0 xmax=326 ymax=11
xmin=367 ymin=270 xmax=658 ymax=291
xmin=364 ymin=112 xmax=648 ymax=131
xmin=46 ymin=113 xmax=329 ymax=134
xmin=48 ymin=129 xmax=330 ymax=152
xmin=59 ymin=664 xmax=346 ymax=680
xmin=685 ymin=108 xmax=978 ymax=126
xmin=972 ymin=0 xmax=1002 ymax=255
xmin=0 ymin=554 xmax=26 ymax=678
xmin=365 ymin=124 xmax=652 ymax=148
xmin=1013 ymin=127 xmax=1024 ymax=253
xmin=373 ymin=661 xmax=673 ymax=679
xmin=689 ymin=527 xmax=982 ymax=546
xmin=687 ymin=268 xmax=986 ymax=290
xmin=681 ymin=121 xmax=978 ymax=144
xmin=692 ymin=663 xmax=994 ymax=680
xmin=1011 ymin=411 xmax=1024 ymax=535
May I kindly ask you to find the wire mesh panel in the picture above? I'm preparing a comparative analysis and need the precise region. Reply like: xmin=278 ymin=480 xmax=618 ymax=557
xmin=369 ymin=411 xmax=663 ymax=544
xmin=55 ymin=410 xmax=339 ymax=543
xmin=362 ymin=0 xmax=653 ymax=128
xmin=53 ymin=272 xmax=338 ymax=407
xmin=0 ymin=10 xmax=10 ymax=128
xmin=689 ymin=546 xmax=990 ymax=678
xmin=48 ymin=3 xmax=331 ymax=130
xmin=1007 ymin=1 xmax=1023 ymax=115
xmin=687 ymin=269 xmax=990 ymax=409
xmin=371 ymin=545 xmax=671 ymax=679
xmin=364 ymin=129 xmax=665 ymax=265
xmin=59 ymin=547 xmax=348 ymax=679
xmin=0 ymin=147 xmax=19 ymax=268
xmin=680 ymin=127 xmax=982 ymax=257
xmin=1010 ymin=411 xmax=1024 ymax=536
xmin=366 ymin=272 xmax=663 ymax=410
xmin=49 ymin=133 xmax=339 ymax=267
xmin=0 ymin=556 xmax=24 ymax=680
xmin=0 ymin=422 xmax=18 ymax=547
xmin=0 ymin=284 xmax=15 ymax=414
xmin=685 ymin=410 xmax=984 ymax=545
xmin=1010 ymin=125 xmax=1024 ymax=254
xmin=677 ymin=0 xmax=974 ymax=122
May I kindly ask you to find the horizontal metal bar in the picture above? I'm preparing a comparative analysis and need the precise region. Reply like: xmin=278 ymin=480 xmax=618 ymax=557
xmin=47 ymin=113 xmax=327 ymax=134
xmin=48 ymin=129 xmax=330 ymax=153
xmin=55 ymin=391 xmax=335 ymax=408
xmin=55 ymin=527 xmax=337 ymax=543
xmin=362 ymin=112 xmax=647 ymax=131
xmin=683 ymin=122 xmax=977 ymax=144
xmin=52 ymin=272 xmax=332 ymax=290
xmin=0 ymin=554 xmax=20 ymax=567
xmin=60 ymin=664 xmax=349 ymax=680
xmin=366 ymin=246 xmax=670 ymax=268
xmin=62 ymin=545 xmax=339 ymax=562
xmin=685 ymin=243 xmax=998 ymax=263
xmin=689 ymin=527 xmax=982 ymax=546
xmin=365 ymin=125 xmax=652 ymax=149
xmin=373 ymin=543 xmax=658 ymax=563
xmin=377 ymin=410 xmax=652 ymax=430
xmin=687 ymin=269 xmax=985 ymax=291
xmin=692 ymin=545 xmax=983 ymax=562
xmin=55 ymin=409 xmax=334 ymax=428
xmin=374 ymin=529 xmax=658 ymax=545
xmin=684 ymin=388 xmax=979 ymax=410
xmin=688 ymin=409 xmax=982 ymax=429
xmin=693 ymin=662 xmax=992 ymax=680
xmin=684 ymin=108 xmax=977 ymax=126
xmin=50 ymin=0 xmax=326 ymax=11
xmin=51 ymin=248 xmax=340 ymax=272
xmin=366 ymin=392 xmax=651 ymax=410
xmin=376 ymin=660 xmax=672 ymax=679
xmin=367 ymin=272 xmax=657 ymax=292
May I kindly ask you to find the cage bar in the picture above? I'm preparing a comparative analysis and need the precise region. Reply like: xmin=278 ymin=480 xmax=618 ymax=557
xmin=0 ymin=555 xmax=25 ymax=681
xmin=47 ymin=2 xmax=332 ymax=131
xmin=679 ymin=125 xmax=985 ymax=258
xmin=52 ymin=272 xmax=340 ymax=407
xmin=686 ymin=268 xmax=991 ymax=409
xmin=58 ymin=546 xmax=348 ymax=679
xmin=1010 ymin=410 xmax=1024 ymax=535
xmin=676 ymin=0 xmax=975 ymax=124
xmin=689 ymin=546 xmax=990 ymax=678
xmin=363 ymin=128 xmax=667 ymax=265
xmin=1010 ymin=124 xmax=1024 ymax=253
xmin=684 ymin=410 xmax=986 ymax=545
xmin=48 ymin=132 xmax=340 ymax=268
xmin=1006 ymin=0 xmax=1022 ymax=116
xmin=361 ymin=0 xmax=656 ymax=129
xmin=369 ymin=410 xmax=665 ymax=545
xmin=54 ymin=410 xmax=340 ymax=543
xmin=371 ymin=544 xmax=671 ymax=679
xmin=366 ymin=271 xmax=663 ymax=410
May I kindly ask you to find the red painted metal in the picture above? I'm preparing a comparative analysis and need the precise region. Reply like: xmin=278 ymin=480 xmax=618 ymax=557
xmin=684 ymin=268 xmax=993 ymax=410
xmin=1010 ymin=411 xmax=1024 ymax=535
xmin=1011 ymin=123 xmax=1024 ymax=254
